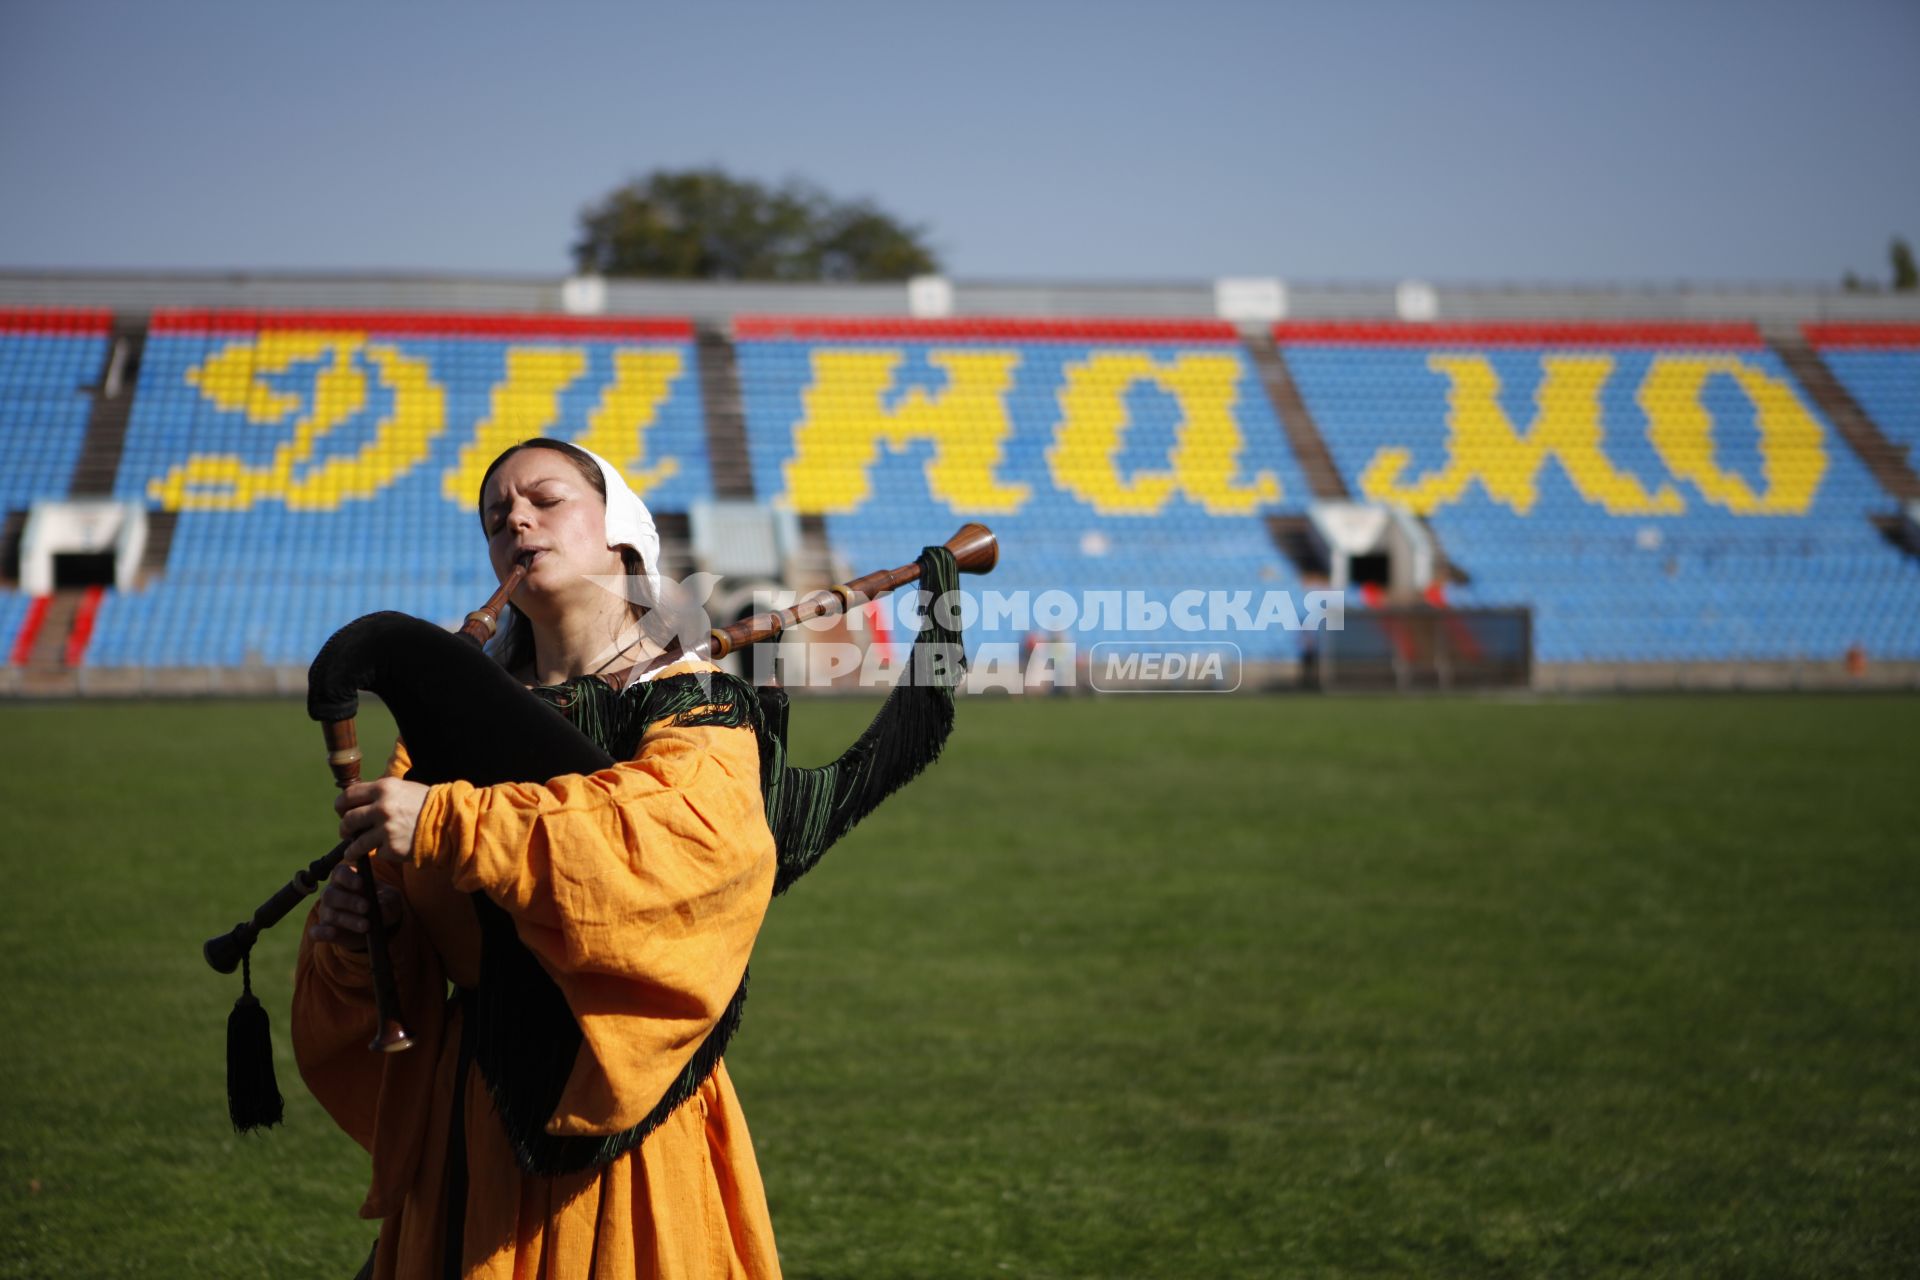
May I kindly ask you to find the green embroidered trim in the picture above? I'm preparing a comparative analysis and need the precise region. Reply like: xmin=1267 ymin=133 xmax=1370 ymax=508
xmin=762 ymin=545 xmax=964 ymax=895
xmin=527 ymin=664 xmax=762 ymax=761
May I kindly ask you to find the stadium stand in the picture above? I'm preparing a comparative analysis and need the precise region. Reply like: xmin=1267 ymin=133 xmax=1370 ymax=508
xmin=1276 ymin=321 xmax=1920 ymax=663
xmin=82 ymin=310 xmax=707 ymax=667
xmin=1805 ymin=324 xmax=1920 ymax=479
xmin=0 ymin=308 xmax=112 ymax=660
xmin=734 ymin=316 xmax=1312 ymax=666
xmin=6 ymin=289 xmax=1920 ymax=688
xmin=0 ymin=309 xmax=111 ymax=514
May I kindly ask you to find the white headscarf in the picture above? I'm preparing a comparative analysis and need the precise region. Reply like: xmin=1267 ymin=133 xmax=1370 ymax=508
xmin=575 ymin=445 xmax=663 ymax=608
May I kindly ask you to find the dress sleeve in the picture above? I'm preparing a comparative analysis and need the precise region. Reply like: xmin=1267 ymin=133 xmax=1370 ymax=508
xmin=407 ymin=706 xmax=777 ymax=1138
xmin=290 ymin=738 xmax=449 ymax=1214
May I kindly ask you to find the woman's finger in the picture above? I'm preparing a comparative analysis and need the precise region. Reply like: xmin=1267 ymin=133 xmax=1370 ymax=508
xmin=333 ymin=779 xmax=426 ymax=860
xmin=313 ymin=834 xmax=404 ymax=948
xmin=325 ymin=885 xmax=369 ymax=917
xmin=339 ymin=831 xmax=381 ymax=872
xmin=338 ymin=802 xmax=383 ymax=843
xmin=319 ymin=903 xmax=369 ymax=934
xmin=332 ymin=781 xmax=378 ymax=816
xmin=310 ymin=915 xmax=366 ymax=948
xmin=326 ymin=860 xmax=361 ymax=888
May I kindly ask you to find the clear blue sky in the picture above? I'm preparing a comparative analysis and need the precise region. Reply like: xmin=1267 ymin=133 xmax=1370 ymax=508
xmin=2 ymin=0 xmax=1915 ymax=284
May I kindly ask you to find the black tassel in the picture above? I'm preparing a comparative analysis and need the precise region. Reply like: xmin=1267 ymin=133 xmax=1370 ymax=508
xmin=226 ymin=952 xmax=284 ymax=1132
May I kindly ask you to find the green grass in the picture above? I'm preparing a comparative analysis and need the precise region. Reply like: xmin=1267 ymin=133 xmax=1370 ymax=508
xmin=2 ymin=694 xmax=1916 ymax=1277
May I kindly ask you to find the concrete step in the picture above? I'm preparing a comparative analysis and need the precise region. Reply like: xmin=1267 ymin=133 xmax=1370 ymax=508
xmin=0 ymin=510 xmax=25 ymax=588
xmin=1244 ymin=336 xmax=1349 ymax=500
xmin=1264 ymin=514 xmax=1328 ymax=582
xmin=652 ymin=510 xmax=694 ymax=582
xmin=19 ymin=587 xmax=85 ymax=669
xmin=69 ymin=320 xmax=146 ymax=498
xmin=695 ymin=327 xmax=756 ymax=499
xmin=1773 ymin=334 xmax=1920 ymax=502
xmin=137 ymin=511 xmax=178 ymax=585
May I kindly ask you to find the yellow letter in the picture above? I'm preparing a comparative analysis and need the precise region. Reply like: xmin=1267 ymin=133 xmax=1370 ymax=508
xmin=185 ymin=331 xmax=325 ymax=425
xmin=442 ymin=347 xmax=589 ymax=505
xmin=782 ymin=349 xmax=1029 ymax=514
xmin=1047 ymin=352 xmax=1281 ymax=516
xmin=151 ymin=333 xmax=353 ymax=509
xmin=1361 ymin=354 xmax=1683 ymax=516
xmin=150 ymin=334 xmax=449 ymax=511
xmin=1639 ymin=356 xmax=1826 ymax=515
xmin=571 ymin=349 xmax=683 ymax=496
xmin=276 ymin=345 xmax=446 ymax=509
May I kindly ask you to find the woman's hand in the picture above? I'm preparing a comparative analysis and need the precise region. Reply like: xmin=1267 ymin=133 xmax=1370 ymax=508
xmin=312 ymin=778 xmax=426 ymax=951
xmin=308 ymin=859 xmax=403 ymax=952
xmin=334 ymin=777 xmax=429 ymax=863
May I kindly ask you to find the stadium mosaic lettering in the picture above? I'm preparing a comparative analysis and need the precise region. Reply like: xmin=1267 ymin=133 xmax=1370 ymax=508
xmin=1280 ymin=331 xmax=1920 ymax=664
xmin=737 ymin=336 xmax=1316 ymax=666
xmin=1356 ymin=353 xmax=1827 ymax=517
xmin=777 ymin=348 xmax=1281 ymax=516
xmin=12 ymin=312 xmax=1918 ymax=670
xmin=134 ymin=333 xmax=698 ymax=511
xmin=122 ymin=336 xmax=1843 ymax=523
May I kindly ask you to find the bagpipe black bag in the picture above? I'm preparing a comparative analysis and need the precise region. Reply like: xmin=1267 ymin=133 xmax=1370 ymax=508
xmin=308 ymin=610 xmax=615 ymax=786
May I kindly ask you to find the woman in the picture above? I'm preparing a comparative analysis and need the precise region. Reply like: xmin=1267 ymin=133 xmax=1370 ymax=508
xmin=292 ymin=438 xmax=783 ymax=1279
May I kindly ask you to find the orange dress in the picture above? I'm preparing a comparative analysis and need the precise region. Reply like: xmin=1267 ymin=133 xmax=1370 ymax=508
xmin=292 ymin=668 xmax=783 ymax=1279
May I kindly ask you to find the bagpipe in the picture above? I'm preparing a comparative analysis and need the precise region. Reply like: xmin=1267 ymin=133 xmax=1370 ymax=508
xmin=207 ymin=523 xmax=997 ymax=1140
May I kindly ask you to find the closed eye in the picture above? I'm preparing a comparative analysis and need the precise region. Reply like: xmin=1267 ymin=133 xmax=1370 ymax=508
xmin=484 ymin=484 xmax=568 ymax=536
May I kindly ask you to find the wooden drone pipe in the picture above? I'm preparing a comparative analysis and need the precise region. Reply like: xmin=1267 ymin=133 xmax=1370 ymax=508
xmin=693 ymin=522 xmax=997 ymax=665
xmin=319 ymin=716 xmax=411 ymax=1054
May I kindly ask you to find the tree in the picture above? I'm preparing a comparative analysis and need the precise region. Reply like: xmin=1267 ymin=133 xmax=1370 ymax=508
xmin=1892 ymin=237 xmax=1917 ymax=292
xmin=571 ymin=168 xmax=939 ymax=282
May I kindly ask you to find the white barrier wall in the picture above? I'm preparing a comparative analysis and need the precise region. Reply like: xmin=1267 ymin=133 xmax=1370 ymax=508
xmin=20 ymin=501 xmax=146 ymax=595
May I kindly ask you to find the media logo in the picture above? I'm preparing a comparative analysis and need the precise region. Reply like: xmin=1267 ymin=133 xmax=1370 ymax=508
xmin=1088 ymin=641 xmax=1242 ymax=693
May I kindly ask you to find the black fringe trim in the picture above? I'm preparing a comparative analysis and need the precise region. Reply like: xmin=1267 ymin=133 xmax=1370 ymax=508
xmin=467 ymin=893 xmax=748 ymax=1177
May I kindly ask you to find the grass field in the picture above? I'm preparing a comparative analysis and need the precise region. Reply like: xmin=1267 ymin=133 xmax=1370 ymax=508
xmin=1 ymin=692 xmax=1916 ymax=1278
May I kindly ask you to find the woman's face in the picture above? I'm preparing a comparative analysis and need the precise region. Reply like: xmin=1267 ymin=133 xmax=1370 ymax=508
xmin=480 ymin=449 xmax=625 ymax=612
